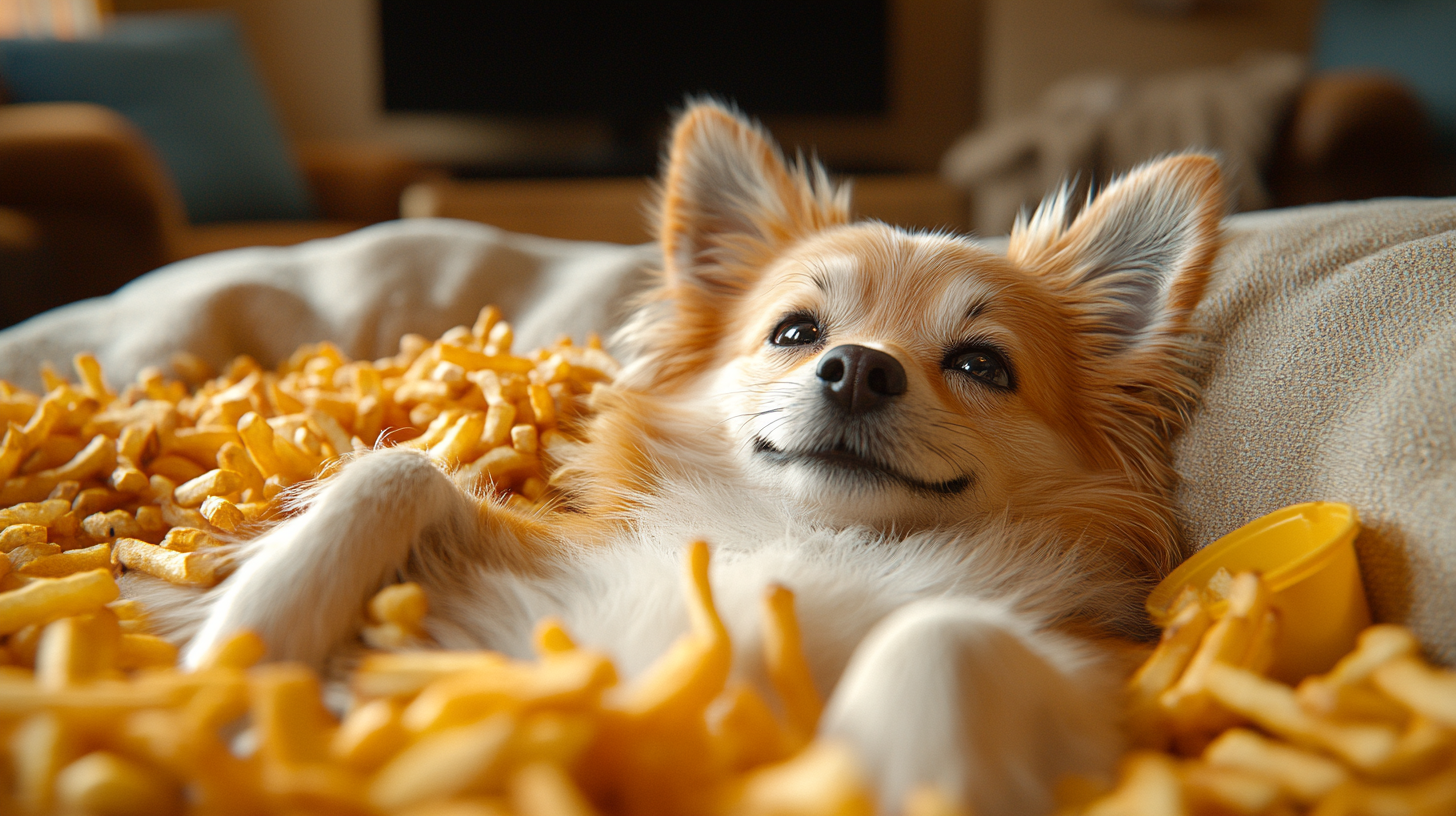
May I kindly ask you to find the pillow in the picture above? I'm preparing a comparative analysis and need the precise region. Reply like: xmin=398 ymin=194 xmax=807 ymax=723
xmin=0 ymin=13 xmax=315 ymax=223
xmin=1174 ymin=199 xmax=1456 ymax=664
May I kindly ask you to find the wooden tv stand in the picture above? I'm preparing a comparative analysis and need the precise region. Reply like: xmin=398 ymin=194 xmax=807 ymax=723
xmin=400 ymin=174 xmax=970 ymax=245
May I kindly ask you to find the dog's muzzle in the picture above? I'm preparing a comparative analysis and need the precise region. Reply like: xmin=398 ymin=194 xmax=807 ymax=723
xmin=817 ymin=344 xmax=907 ymax=415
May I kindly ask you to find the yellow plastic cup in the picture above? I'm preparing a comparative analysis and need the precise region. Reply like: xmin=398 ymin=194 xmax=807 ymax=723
xmin=1145 ymin=502 xmax=1371 ymax=684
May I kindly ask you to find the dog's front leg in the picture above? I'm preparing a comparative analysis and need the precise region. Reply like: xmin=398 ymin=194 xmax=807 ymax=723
xmin=182 ymin=447 xmax=486 ymax=669
xmin=819 ymin=598 xmax=1123 ymax=816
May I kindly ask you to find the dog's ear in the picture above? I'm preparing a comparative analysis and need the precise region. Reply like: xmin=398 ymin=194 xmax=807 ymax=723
xmin=1008 ymin=154 xmax=1224 ymax=352
xmin=1008 ymin=155 xmax=1224 ymax=490
xmin=658 ymin=101 xmax=848 ymax=293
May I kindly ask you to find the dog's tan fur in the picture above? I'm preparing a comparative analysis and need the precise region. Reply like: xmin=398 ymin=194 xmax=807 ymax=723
xmin=178 ymin=102 xmax=1225 ymax=815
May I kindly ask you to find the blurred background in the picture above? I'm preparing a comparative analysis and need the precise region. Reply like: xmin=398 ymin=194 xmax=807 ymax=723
xmin=0 ymin=0 xmax=1452 ymax=327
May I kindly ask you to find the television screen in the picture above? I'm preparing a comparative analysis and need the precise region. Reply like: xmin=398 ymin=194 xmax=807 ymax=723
xmin=379 ymin=1 xmax=888 ymax=120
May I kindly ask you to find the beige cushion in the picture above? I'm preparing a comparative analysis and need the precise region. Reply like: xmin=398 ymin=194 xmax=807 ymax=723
xmin=2 ymin=204 xmax=1453 ymax=659
xmin=1176 ymin=198 xmax=1456 ymax=663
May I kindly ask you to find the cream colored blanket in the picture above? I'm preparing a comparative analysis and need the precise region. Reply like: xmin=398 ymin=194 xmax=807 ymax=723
xmin=1 ymin=204 xmax=1453 ymax=660
xmin=942 ymin=53 xmax=1307 ymax=235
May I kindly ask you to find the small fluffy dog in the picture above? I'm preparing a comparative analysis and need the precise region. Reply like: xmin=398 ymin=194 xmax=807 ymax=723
xmin=179 ymin=102 xmax=1224 ymax=815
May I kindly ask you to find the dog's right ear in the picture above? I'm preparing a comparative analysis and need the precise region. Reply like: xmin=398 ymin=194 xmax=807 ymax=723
xmin=657 ymin=101 xmax=848 ymax=294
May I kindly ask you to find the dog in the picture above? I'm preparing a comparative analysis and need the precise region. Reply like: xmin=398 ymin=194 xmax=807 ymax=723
xmin=175 ymin=101 xmax=1224 ymax=815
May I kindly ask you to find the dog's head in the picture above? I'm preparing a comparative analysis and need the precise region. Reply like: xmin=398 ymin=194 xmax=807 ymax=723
xmin=611 ymin=102 xmax=1223 ymax=569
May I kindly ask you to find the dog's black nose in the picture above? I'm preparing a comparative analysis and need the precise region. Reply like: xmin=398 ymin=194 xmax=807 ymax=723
xmin=817 ymin=344 xmax=907 ymax=414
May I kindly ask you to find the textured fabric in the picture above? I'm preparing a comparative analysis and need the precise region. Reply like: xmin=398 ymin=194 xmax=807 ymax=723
xmin=1176 ymin=198 xmax=1456 ymax=663
xmin=0 ymin=204 xmax=1453 ymax=660
xmin=0 ymin=14 xmax=314 ymax=222
xmin=0 ymin=218 xmax=657 ymax=392
xmin=940 ymin=53 xmax=1306 ymax=235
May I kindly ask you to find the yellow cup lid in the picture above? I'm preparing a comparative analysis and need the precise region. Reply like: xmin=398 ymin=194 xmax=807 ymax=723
xmin=1146 ymin=502 xmax=1360 ymax=625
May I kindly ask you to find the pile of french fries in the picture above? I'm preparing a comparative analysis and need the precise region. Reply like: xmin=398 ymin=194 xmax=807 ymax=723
xmin=0 ymin=311 xmax=932 ymax=815
xmin=1065 ymin=572 xmax=1456 ymax=816
xmin=0 ymin=539 xmax=915 ymax=816
xmin=0 ymin=306 xmax=614 ymax=596
xmin=1 ymin=306 xmax=1454 ymax=815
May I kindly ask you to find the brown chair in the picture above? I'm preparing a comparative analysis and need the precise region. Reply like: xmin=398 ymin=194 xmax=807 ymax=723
xmin=1268 ymin=70 xmax=1455 ymax=208
xmin=0 ymin=101 xmax=429 ymax=327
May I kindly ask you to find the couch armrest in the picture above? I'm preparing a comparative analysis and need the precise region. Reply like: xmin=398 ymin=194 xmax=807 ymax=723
xmin=294 ymin=140 xmax=432 ymax=224
xmin=1268 ymin=71 xmax=1437 ymax=206
xmin=0 ymin=102 xmax=191 ymax=320
xmin=0 ymin=102 xmax=187 ymax=226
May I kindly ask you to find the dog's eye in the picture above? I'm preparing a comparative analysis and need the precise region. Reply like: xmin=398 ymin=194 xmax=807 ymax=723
xmin=770 ymin=315 xmax=821 ymax=347
xmin=944 ymin=346 xmax=1012 ymax=389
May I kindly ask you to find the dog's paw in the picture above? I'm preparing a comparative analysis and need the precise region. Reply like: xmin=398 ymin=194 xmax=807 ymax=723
xmin=819 ymin=598 xmax=1122 ymax=816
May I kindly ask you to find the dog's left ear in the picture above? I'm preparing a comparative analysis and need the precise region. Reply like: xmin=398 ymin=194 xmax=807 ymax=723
xmin=658 ymin=101 xmax=848 ymax=293
xmin=1008 ymin=154 xmax=1224 ymax=354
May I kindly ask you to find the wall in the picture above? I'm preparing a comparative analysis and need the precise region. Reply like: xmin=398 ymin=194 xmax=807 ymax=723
xmin=114 ymin=0 xmax=982 ymax=172
xmin=982 ymin=0 xmax=1324 ymax=121
xmin=117 ymin=0 xmax=1327 ymax=166
xmin=113 ymin=0 xmax=606 ymax=164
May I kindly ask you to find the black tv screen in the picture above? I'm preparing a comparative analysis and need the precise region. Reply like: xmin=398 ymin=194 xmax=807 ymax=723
xmin=379 ymin=2 xmax=889 ymax=120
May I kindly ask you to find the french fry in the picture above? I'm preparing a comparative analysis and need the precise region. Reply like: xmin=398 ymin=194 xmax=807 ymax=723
xmin=237 ymin=411 xmax=284 ymax=479
xmin=1159 ymin=571 xmax=1271 ymax=741
xmin=18 ymin=541 xmax=112 ymax=577
xmin=714 ymin=683 xmax=795 ymax=771
xmin=1126 ymin=590 xmax=1213 ymax=747
xmin=763 ymin=584 xmax=823 ymax=746
xmin=401 ymin=650 xmax=617 ymax=734
xmin=160 ymin=526 xmax=224 ymax=553
xmin=370 ymin=712 xmax=517 ymax=811
xmin=11 ymin=712 xmax=83 ymax=814
xmin=353 ymin=651 xmax=512 ymax=699
xmin=82 ymin=509 xmax=143 ymax=540
xmin=534 ymin=617 xmax=578 ymax=656
xmin=148 ymin=453 xmax=208 ymax=484
xmin=370 ymin=581 xmax=429 ymax=631
xmin=116 ymin=633 xmax=180 ymax=670
xmin=195 ymin=629 xmax=267 ymax=671
xmin=199 ymin=495 xmax=245 ymax=533
xmin=53 ymin=750 xmax=184 ymax=816
xmin=1203 ymin=728 xmax=1348 ymax=803
xmin=1313 ymin=772 xmax=1456 ymax=816
xmin=1372 ymin=657 xmax=1456 ymax=728
xmin=723 ymin=741 xmax=875 ymax=816
xmin=8 ymin=541 xmax=61 ymax=571
xmin=114 ymin=537 xmax=222 ymax=587
xmin=431 ymin=412 xmax=487 ymax=464
xmin=1083 ymin=752 xmax=1186 ymax=816
xmin=1180 ymin=763 xmax=1283 ymax=816
xmin=511 ymin=424 xmax=538 ymax=455
xmin=250 ymin=663 xmax=340 ymax=766
xmin=34 ymin=608 xmax=121 ymax=688
xmin=1204 ymin=663 xmax=1398 ymax=770
xmin=611 ymin=541 xmax=730 ymax=724
xmin=0 ymin=423 xmax=27 ymax=482
xmin=902 ymin=786 xmax=971 ymax=816
xmin=72 ymin=485 xmax=127 ymax=517
xmin=510 ymin=760 xmax=599 ymax=816
xmin=0 ymin=568 xmax=118 ymax=634
xmin=0 ymin=522 xmax=47 ymax=552
xmin=331 ymin=697 xmax=409 ymax=773
xmin=0 ymin=498 xmax=71 ymax=529
xmin=164 ymin=425 xmax=241 ymax=466
xmin=173 ymin=468 xmax=243 ymax=507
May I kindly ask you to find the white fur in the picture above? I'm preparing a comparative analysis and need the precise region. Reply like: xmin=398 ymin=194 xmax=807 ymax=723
xmin=179 ymin=445 xmax=1129 ymax=815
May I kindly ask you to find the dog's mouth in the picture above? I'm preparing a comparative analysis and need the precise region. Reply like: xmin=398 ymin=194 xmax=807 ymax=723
xmin=753 ymin=437 xmax=973 ymax=496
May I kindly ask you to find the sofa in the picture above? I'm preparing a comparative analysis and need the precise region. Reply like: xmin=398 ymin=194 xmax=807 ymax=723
xmin=0 ymin=198 xmax=1452 ymax=663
